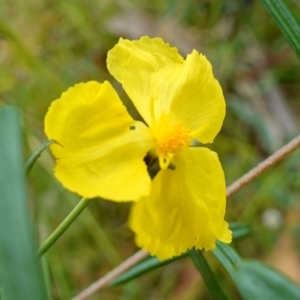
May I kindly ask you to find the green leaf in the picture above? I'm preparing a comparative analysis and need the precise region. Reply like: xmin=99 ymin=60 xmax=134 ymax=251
xmin=110 ymin=252 xmax=189 ymax=286
xmin=259 ymin=0 xmax=300 ymax=60
xmin=25 ymin=140 xmax=54 ymax=176
xmin=0 ymin=106 xmax=48 ymax=300
xmin=111 ymin=223 xmax=251 ymax=286
xmin=213 ymin=242 xmax=300 ymax=300
xmin=229 ymin=222 xmax=252 ymax=240
xmin=190 ymin=249 xmax=229 ymax=300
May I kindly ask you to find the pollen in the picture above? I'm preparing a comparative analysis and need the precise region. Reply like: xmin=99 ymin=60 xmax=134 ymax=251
xmin=151 ymin=114 xmax=191 ymax=169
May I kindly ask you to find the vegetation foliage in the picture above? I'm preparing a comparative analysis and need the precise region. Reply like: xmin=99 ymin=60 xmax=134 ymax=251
xmin=1 ymin=0 xmax=300 ymax=299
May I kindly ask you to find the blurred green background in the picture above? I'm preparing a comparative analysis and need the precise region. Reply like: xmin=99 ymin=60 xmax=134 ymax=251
xmin=1 ymin=0 xmax=300 ymax=299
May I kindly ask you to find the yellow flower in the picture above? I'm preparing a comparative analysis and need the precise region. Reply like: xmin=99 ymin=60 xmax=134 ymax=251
xmin=45 ymin=36 xmax=231 ymax=260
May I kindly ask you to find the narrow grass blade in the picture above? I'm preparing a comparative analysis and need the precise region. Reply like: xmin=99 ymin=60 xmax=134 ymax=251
xmin=259 ymin=0 xmax=300 ymax=60
xmin=190 ymin=249 xmax=229 ymax=300
xmin=229 ymin=222 xmax=252 ymax=240
xmin=213 ymin=242 xmax=300 ymax=300
xmin=110 ymin=252 xmax=189 ymax=286
xmin=0 ymin=106 xmax=48 ymax=300
xmin=110 ymin=222 xmax=251 ymax=286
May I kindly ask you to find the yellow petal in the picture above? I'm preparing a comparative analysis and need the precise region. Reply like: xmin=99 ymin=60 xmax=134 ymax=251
xmin=45 ymin=81 xmax=154 ymax=201
xmin=129 ymin=147 xmax=231 ymax=260
xmin=107 ymin=37 xmax=225 ymax=143
xmin=170 ymin=51 xmax=225 ymax=143
xmin=107 ymin=36 xmax=184 ymax=126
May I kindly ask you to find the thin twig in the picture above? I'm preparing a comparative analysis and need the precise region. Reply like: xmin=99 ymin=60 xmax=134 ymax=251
xmin=72 ymin=133 xmax=300 ymax=300
xmin=226 ymin=134 xmax=300 ymax=197
xmin=71 ymin=250 xmax=149 ymax=300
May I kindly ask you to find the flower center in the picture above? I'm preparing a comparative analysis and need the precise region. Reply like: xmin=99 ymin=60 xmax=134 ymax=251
xmin=151 ymin=114 xmax=191 ymax=169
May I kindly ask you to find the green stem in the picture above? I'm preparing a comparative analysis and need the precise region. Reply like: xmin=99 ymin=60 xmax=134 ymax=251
xmin=190 ymin=249 xmax=229 ymax=300
xmin=38 ymin=197 xmax=89 ymax=257
xmin=25 ymin=140 xmax=54 ymax=177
